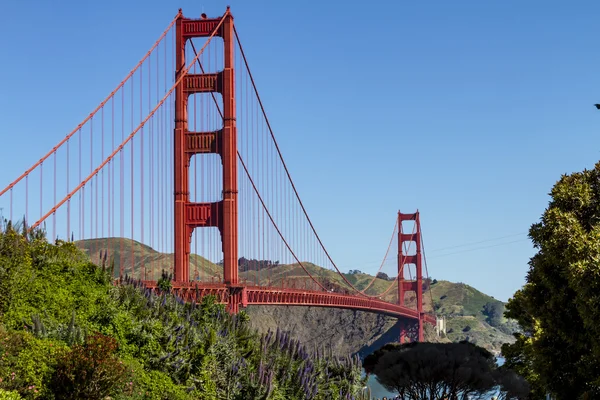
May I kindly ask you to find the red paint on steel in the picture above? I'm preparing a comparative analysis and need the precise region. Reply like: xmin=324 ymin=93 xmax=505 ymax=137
xmin=10 ymin=7 xmax=437 ymax=340
xmin=173 ymin=9 xmax=239 ymax=311
xmin=144 ymin=281 xmax=436 ymax=324
xmin=398 ymin=211 xmax=425 ymax=342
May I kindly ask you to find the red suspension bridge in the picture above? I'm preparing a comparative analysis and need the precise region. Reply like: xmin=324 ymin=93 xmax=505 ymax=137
xmin=0 ymin=8 xmax=435 ymax=342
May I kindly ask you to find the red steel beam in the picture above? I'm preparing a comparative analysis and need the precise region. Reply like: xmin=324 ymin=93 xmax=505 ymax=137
xmin=174 ymin=9 xmax=239 ymax=315
xmin=398 ymin=210 xmax=425 ymax=342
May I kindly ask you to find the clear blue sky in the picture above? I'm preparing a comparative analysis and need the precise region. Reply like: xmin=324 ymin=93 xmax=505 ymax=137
xmin=1 ymin=0 xmax=600 ymax=302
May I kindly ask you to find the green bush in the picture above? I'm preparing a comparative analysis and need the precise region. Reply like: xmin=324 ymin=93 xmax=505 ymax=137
xmin=1 ymin=237 xmax=112 ymax=334
xmin=0 ymin=327 xmax=64 ymax=399
xmin=156 ymin=270 xmax=173 ymax=293
xmin=49 ymin=332 xmax=130 ymax=399
xmin=117 ymin=365 xmax=195 ymax=400
xmin=0 ymin=389 xmax=23 ymax=400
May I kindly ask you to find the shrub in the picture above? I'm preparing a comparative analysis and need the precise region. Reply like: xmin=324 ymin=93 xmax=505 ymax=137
xmin=376 ymin=272 xmax=390 ymax=281
xmin=157 ymin=270 xmax=173 ymax=293
xmin=113 ymin=358 xmax=194 ymax=400
xmin=0 ymin=389 xmax=22 ymax=400
xmin=1 ymin=237 xmax=112 ymax=333
xmin=0 ymin=327 xmax=64 ymax=399
xmin=49 ymin=332 xmax=130 ymax=399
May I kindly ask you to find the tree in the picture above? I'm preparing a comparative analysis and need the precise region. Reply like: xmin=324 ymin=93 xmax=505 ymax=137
xmin=482 ymin=301 xmax=504 ymax=327
xmin=376 ymin=272 xmax=391 ymax=281
xmin=422 ymin=277 xmax=432 ymax=291
xmin=363 ymin=342 xmax=528 ymax=400
xmin=494 ymin=367 xmax=531 ymax=400
xmin=503 ymin=162 xmax=600 ymax=399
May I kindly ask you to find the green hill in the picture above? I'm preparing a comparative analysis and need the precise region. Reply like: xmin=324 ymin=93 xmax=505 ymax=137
xmin=75 ymin=238 xmax=222 ymax=281
xmin=75 ymin=239 xmax=517 ymax=354
xmin=431 ymin=280 xmax=496 ymax=316
xmin=429 ymin=280 xmax=517 ymax=352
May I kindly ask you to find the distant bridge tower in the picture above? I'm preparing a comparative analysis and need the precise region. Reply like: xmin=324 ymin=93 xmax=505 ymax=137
xmin=173 ymin=9 xmax=242 ymax=312
xmin=397 ymin=211 xmax=425 ymax=342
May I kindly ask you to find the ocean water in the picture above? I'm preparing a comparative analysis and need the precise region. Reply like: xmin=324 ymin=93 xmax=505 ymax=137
xmin=364 ymin=357 xmax=505 ymax=399
xmin=365 ymin=373 xmax=398 ymax=399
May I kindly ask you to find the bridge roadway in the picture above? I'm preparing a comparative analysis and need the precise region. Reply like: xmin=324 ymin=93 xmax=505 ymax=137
xmin=143 ymin=281 xmax=436 ymax=324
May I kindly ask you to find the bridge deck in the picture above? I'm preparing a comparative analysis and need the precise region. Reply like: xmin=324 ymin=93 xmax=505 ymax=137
xmin=143 ymin=281 xmax=436 ymax=324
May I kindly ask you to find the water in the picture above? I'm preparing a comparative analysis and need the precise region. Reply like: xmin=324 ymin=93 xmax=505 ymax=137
xmin=364 ymin=357 xmax=505 ymax=399
xmin=365 ymin=373 xmax=397 ymax=398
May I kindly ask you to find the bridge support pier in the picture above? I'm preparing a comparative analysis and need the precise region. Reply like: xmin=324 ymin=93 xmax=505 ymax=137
xmin=227 ymin=285 xmax=247 ymax=314
xmin=399 ymin=319 xmax=406 ymax=343
xmin=399 ymin=316 xmax=425 ymax=344
xmin=173 ymin=8 xmax=239 ymax=311
xmin=398 ymin=211 xmax=425 ymax=342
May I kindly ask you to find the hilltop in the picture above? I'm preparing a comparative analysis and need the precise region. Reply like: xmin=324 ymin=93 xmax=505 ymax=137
xmin=76 ymin=238 xmax=518 ymax=354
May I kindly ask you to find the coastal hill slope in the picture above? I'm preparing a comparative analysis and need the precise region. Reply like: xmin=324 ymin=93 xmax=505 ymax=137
xmin=76 ymin=238 xmax=517 ymax=354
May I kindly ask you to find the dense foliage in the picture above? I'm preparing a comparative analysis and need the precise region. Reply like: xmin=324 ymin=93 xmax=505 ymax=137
xmin=364 ymin=342 xmax=529 ymax=400
xmin=0 ymin=222 xmax=366 ymax=399
xmin=482 ymin=301 xmax=503 ymax=326
xmin=236 ymin=257 xmax=280 ymax=271
xmin=502 ymin=162 xmax=600 ymax=399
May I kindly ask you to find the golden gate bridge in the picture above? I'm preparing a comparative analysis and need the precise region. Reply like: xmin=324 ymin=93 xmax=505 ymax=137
xmin=0 ymin=8 xmax=435 ymax=342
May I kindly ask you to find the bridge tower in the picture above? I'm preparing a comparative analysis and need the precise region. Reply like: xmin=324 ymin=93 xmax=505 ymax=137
xmin=173 ymin=9 xmax=243 ymax=312
xmin=397 ymin=211 xmax=425 ymax=342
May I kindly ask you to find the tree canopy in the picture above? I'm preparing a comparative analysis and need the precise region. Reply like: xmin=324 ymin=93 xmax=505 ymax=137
xmin=503 ymin=161 xmax=600 ymax=399
xmin=482 ymin=301 xmax=504 ymax=327
xmin=364 ymin=341 xmax=529 ymax=400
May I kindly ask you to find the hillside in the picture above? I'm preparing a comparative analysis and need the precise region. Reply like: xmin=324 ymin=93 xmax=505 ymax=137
xmin=428 ymin=280 xmax=517 ymax=352
xmin=75 ymin=237 xmax=222 ymax=280
xmin=76 ymin=239 xmax=517 ymax=354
